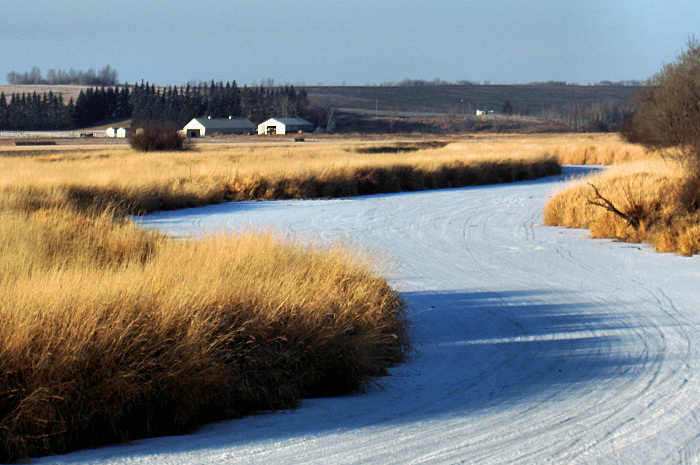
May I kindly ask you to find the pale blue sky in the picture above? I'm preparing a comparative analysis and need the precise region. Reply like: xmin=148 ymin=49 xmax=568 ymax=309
xmin=2 ymin=1 xmax=699 ymax=86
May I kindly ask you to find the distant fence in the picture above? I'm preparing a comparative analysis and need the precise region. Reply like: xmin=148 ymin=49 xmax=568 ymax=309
xmin=0 ymin=130 xmax=107 ymax=139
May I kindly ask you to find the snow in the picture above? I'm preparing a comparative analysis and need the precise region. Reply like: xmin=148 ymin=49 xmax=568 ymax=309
xmin=33 ymin=166 xmax=700 ymax=464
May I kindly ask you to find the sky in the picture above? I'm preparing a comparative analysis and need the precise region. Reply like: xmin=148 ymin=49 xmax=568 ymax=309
xmin=2 ymin=0 xmax=700 ymax=86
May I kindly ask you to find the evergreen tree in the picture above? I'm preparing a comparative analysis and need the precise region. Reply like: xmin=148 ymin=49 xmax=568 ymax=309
xmin=0 ymin=93 xmax=7 ymax=128
xmin=0 ymin=78 xmax=310 ymax=130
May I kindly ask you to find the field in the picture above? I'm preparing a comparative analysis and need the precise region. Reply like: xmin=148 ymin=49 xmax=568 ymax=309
xmin=0 ymin=84 xmax=87 ymax=102
xmin=0 ymin=137 xmax=564 ymax=462
xmin=306 ymin=84 xmax=637 ymax=116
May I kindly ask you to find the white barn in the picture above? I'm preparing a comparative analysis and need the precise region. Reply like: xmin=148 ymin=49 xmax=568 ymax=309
xmin=183 ymin=117 xmax=257 ymax=137
xmin=116 ymin=127 xmax=130 ymax=138
xmin=257 ymin=117 xmax=313 ymax=135
xmin=106 ymin=127 xmax=117 ymax=138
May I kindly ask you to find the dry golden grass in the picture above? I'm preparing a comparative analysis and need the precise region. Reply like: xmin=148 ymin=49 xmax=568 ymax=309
xmin=0 ymin=210 xmax=408 ymax=461
xmin=0 ymin=139 xmax=562 ymax=216
xmin=502 ymin=133 xmax=653 ymax=165
xmin=544 ymin=156 xmax=700 ymax=255
xmin=0 ymin=137 xmax=565 ymax=461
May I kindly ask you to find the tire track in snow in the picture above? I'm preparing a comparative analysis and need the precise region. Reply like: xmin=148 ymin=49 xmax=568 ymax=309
xmin=41 ymin=167 xmax=700 ymax=465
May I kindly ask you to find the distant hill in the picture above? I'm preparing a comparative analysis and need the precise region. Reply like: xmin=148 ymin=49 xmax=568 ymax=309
xmin=304 ymin=84 xmax=639 ymax=118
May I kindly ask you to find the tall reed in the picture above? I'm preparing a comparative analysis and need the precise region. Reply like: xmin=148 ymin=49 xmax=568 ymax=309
xmin=0 ymin=140 xmax=562 ymax=216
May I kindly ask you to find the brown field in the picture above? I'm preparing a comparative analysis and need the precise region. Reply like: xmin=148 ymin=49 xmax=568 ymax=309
xmin=306 ymin=84 xmax=637 ymax=117
xmin=0 ymin=211 xmax=409 ymax=461
xmin=0 ymin=84 xmax=87 ymax=102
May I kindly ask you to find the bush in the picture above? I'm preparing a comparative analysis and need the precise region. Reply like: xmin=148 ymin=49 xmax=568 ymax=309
xmin=129 ymin=121 xmax=192 ymax=152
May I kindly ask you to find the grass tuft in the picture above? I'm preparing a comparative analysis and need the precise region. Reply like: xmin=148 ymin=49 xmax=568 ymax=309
xmin=544 ymin=157 xmax=700 ymax=255
xmin=0 ymin=216 xmax=408 ymax=461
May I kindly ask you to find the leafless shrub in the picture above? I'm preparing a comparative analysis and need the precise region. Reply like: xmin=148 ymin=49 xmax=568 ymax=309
xmin=129 ymin=121 xmax=192 ymax=152
xmin=621 ymin=39 xmax=700 ymax=209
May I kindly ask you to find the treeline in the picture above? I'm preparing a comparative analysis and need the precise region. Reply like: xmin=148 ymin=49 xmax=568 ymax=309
xmin=0 ymin=91 xmax=76 ymax=130
xmin=543 ymin=100 xmax=633 ymax=132
xmin=128 ymin=80 xmax=310 ymax=127
xmin=6 ymin=65 xmax=119 ymax=86
xmin=0 ymin=80 xmax=318 ymax=130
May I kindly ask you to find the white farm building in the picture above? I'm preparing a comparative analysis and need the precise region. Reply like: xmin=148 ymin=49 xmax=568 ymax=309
xmin=106 ymin=127 xmax=131 ymax=138
xmin=257 ymin=117 xmax=313 ymax=135
xmin=183 ymin=117 xmax=256 ymax=137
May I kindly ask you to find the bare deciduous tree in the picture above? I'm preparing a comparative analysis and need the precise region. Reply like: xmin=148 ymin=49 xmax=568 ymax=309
xmin=621 ymin=38 xmax=700 ymax=209
xmin=588 ymin=39 xmax=700 ymax=224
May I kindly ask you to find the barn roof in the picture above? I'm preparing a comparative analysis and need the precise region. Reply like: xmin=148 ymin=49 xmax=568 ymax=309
xmin=191 ymin=117 xmax=256 ymax=129
xmin=262 ymin=117 xmax=313 ymax=126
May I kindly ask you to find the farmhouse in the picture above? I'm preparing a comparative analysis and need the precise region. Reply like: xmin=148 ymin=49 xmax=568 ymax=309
xmin=183 ymin=116 xmax=257 ymax=137
xmin=257 ymin=117 xmax=313 ymax=135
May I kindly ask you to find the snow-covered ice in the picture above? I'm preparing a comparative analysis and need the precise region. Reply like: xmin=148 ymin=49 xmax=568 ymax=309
xmin=34 ymin=166 xmax=700 ymax=464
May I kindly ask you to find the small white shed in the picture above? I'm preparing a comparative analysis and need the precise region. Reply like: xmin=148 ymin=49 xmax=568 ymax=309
xmin=183 ymin=117 xmax=257 ymax=137
xmin=257 ymin=117 xmax=313 ymax=135
xmin=116 ymin=127 xmax=130 ymax=138
xmin=106 ymin=127 xmax=117 ymax=138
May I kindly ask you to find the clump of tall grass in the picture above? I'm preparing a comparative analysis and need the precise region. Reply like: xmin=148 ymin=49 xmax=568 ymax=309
xmin=0 ymin=208 xmax=408 ymax=462
xmin=551 ymin=140 xmax=650 ymax=165
xmin=0 ymin=141 xmax=562 ymax=217
xmin=529 ymin=133 xmax=653 ymax=165
xmin=544 ymin=158 xmax=700 ymax=255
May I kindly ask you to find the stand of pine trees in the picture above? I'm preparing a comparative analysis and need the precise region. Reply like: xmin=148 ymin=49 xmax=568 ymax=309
xmin=0 ymin=81 xmax=312 ymax=131
xmin=0 ymin=91 xmax=76 ymax=130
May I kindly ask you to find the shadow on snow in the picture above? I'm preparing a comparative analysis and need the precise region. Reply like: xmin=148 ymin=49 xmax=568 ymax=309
xmin=41 ymin=287 xmax=646 ymax=463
